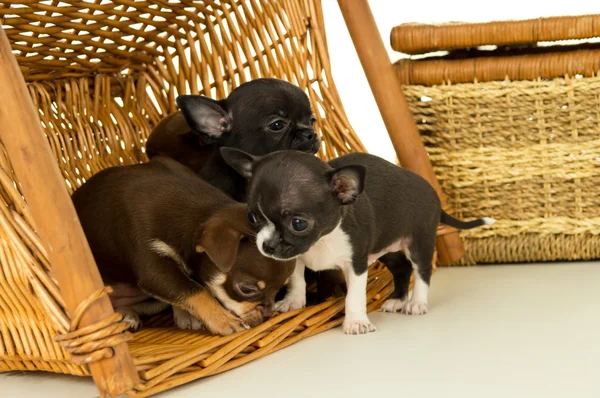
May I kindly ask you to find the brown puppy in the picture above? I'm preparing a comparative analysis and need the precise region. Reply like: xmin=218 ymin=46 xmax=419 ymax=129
xmin=172 ymin=243 xmax=294 ymax=330
xmin=72 ymin=156 xmax=293 ymax=335
xmin=146 ymin=111 xmax=214 ymax=173
xmin=112 ymin=239 xmax=294 ymax=332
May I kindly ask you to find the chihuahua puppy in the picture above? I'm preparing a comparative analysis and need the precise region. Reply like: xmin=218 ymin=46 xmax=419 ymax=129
xmin=146 ymin=78 xmax=320 ymax=202
xmin=220 ymin=149 xmax=495 ymax=335
xmin=114 ymin=242 xmax=295 ymax=332
xmin=146 ymin=111 xmax=215 ymax=173
xmin=181 ymin=244 xmax=294 ymax=329
xmin=72 ymin=156 xmax=294 ymax=335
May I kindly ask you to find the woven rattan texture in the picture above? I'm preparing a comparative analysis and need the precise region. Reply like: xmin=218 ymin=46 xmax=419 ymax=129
xmin=403 ymin=76 xmax=600 ymax=264
xmin=391 ymin=14 xmax=600 ymax=54
xmin=0 ymin=1 xmax=398 ymax=395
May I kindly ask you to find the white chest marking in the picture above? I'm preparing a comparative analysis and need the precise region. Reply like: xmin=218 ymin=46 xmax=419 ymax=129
xmin=300 ymin=227 xmax=411 ymax=271
xmin=367 ymin=238 xmax=411 ymax=265
xmin=299 ymin=224 xmax=353 ymax=272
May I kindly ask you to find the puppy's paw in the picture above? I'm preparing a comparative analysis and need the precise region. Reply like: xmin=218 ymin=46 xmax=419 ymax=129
xmin=173 ymin=307 xmax=205 ymax=330
xmin=379 ymin=298 xmax=408 ymax=313
xmin=401 ymin=300 xmax=428 ymax=315
xmin=342 ymin=314 xmax=377 ymax=335
xmin=274 ymin=296 xmax=306 ymax=313
xmin=203 ymin=308 xmax=250 ymax=336
xmin=117 ymin=308 xmax=142 ymax=332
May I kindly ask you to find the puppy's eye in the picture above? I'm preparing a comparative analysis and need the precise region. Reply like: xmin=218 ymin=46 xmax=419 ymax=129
xmin=248 ymin=211 xmax=258 ymax=225
xmin=235 ymin=282 xmax=259 ymax=298
xmin=269 ymin=120 xmax=285 ymax=132
xmin=291 ymin=218 xmax=309 ymax=232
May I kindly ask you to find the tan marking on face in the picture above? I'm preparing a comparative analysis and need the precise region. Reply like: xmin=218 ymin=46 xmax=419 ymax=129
xmin=257 ymin=280 xmax=266 ymax=290
xmin=206 ymin=273 xmax=260 ymax=318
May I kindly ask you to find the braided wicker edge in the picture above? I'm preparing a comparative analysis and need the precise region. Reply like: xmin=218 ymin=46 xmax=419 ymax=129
xmin=1 ymin=262 xmax=408 ymax=397
xmin=394 ymin=47 xmax=600 ymax=85
xmin=391 ymin=14 xmax=600 ymax=54
xmin=460 ymin=234 xmax=600 ymax=265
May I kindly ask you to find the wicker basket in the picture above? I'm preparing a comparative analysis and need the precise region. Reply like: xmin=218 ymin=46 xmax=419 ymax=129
xmin=0 ymin=1 xmax=452 ymax=396
xmin=392 ymin=16 xmax=600 ymax=265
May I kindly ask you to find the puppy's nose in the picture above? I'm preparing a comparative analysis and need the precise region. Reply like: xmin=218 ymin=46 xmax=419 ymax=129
xmin=262 ymin=240 xmax=278 ymax=254
xmin=258 ymin=305 xmax=273 ymax=320
xmin=299 ymin=129 xmax=317 ymax=141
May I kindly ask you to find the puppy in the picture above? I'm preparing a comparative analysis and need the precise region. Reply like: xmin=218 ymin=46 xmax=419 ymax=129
xmin=146 ymin=111 xmax=215 ymax=173
xmin=146 ymin=78 xmax=320 ymax=202
xmin=175 ymin=241 xmax=294 ymax=330
xmin=72 ymin=156 xmax=294 ymax=335
xmin=115 ymin=241 xmax=294 ymax=331
xmin=220 ymin=149 xmax=495 ymax=335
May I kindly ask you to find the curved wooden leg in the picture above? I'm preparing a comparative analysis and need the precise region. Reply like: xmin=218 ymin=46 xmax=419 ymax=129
xmin=0 ymin=26 xmax=139 ymax=395
xmin=337 ymin=0 xmax=465 ymax=265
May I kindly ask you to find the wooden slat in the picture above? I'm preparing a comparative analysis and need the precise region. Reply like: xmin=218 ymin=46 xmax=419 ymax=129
xmin=0 ymin=24 xmax=139 ymax=397
xmin=337 ymin=0 xmax=465 ymax=265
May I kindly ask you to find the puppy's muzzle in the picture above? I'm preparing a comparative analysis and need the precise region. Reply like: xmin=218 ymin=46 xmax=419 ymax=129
xmin=262 ymin=239 xmax=279 ymax=255
xmin=298 ymin=129 xmax=317 ymax=142
xmin=292 ymin=129 xmax=320 ymax=154
xmin=242 ymin=307 xmax=269 ymax=327
xmin=258 ymin=305 xmax=273 ymax=320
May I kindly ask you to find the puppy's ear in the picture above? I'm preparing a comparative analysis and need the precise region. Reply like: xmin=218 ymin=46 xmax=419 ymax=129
xmin=176 ymin=95 xmax=232 ymax=138
xmin=196 ymin=204 xmax=251 ymax=272
xmin=327 ymin=165 xmax=366 ymax=205
xmin=220 ymin=147 xmax=258 ymax=178
xmin=197 ymin=220 xmax=243 ymax=273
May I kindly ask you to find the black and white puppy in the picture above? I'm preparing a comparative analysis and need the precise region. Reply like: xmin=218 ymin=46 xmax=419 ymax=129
xmin=146 ymin=78 xmax=320 ymax=202
xmin=220 ymin=149 xmax=495 ymax=334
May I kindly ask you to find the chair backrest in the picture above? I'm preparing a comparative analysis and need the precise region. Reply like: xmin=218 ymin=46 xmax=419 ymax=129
xmin=0 ymin=0 xmax=364 ymax=192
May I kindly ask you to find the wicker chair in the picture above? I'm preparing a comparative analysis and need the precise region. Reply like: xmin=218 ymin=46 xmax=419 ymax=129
xmin=0 ymin=1 xmax=461 ymax=396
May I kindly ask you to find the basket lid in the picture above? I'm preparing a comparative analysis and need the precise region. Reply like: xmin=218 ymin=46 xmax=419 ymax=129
xmin=391 ymin=14 xmax=600 ymax=55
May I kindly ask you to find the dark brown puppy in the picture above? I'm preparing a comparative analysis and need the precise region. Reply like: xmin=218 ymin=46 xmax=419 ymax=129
xmin=146 ymin=78 xmax=320 ymax=202
xmin=72 ymin=156 xmax=294 ymax=335
xmin=174 ymin=242 xmax=294 ymax=330
xmin=146 ymin=111 xmax=214 ymax=173
xmin=110 ymin=237 xmax=294 ymax=332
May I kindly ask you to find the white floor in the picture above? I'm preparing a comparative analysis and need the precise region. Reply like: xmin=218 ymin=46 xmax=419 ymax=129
xmin=2 ymin=263 xmax=599 ymax=398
